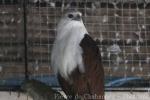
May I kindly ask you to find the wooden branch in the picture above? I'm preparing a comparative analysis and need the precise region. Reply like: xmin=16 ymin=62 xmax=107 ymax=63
xmin=21 ymin=79 xmax=66 ymax=100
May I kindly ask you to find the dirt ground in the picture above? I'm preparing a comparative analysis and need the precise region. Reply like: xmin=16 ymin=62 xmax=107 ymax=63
xmin=0 ymin=92 xmax=150 ymax=100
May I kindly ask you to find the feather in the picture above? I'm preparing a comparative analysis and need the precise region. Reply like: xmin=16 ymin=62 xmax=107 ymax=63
xmin=51 ymin=11 xmax=88 ymax=80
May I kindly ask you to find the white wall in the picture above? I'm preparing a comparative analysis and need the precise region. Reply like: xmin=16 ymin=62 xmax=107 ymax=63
xmin=0 ymin=92 xmax=150 ymax=100
xmin=0 ymin=92 xmax=32 ymax=100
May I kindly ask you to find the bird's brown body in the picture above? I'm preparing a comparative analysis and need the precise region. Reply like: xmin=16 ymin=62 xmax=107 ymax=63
xmin=58 ymin=34 xmax=104 ymax=100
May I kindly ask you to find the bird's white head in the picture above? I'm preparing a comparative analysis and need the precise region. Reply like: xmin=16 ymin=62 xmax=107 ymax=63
xmin=64 ymin=10 xmax=82 ymax=21
xmin=56 ymin=10 xmax=87 ymax=40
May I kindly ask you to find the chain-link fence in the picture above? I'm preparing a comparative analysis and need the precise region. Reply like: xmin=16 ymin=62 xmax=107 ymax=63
xmin=0 ymin=0 xmax=150 ymax=91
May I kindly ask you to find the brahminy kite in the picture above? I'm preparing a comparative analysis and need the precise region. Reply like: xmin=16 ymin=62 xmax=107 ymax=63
xmin=51 ymin=10 xmax=104 ymax=100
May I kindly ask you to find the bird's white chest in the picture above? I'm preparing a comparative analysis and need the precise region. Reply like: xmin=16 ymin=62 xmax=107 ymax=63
xmin=51 ymin=21 xmax=87 ymax=80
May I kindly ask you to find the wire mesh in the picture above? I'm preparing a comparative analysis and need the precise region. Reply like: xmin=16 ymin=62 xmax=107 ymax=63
xmin=27 ymin=0 xmax=150 ymax=88
xmin=0 ymin=0 xmax=25 ymax=89
xmin=0 ymin=0 xmax=149 ymax=90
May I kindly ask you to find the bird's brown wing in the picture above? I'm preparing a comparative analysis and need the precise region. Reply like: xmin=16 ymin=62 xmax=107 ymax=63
xmin=80 ymin=34 xmax=104 ymax=99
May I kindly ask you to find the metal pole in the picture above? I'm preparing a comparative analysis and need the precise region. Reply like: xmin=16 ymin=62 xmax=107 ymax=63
xmin=23 ymin=0 xmax=29 ymax=80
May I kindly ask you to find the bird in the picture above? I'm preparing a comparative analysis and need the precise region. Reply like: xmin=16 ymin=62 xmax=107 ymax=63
xmin=51 ymin=10 xmax=104 ymax=100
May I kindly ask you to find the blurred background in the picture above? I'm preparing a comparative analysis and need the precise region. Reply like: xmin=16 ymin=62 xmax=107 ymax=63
xmin=0 ymin=0 xmax=150 ymax=91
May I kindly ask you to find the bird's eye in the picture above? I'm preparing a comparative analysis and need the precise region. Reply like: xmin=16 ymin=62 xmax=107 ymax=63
xmin=68 ymin=14 xmax=73 ymax=18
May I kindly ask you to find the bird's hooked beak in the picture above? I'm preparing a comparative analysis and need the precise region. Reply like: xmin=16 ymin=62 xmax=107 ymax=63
xmin=73 ymin=13 xmax=82 ymax=21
